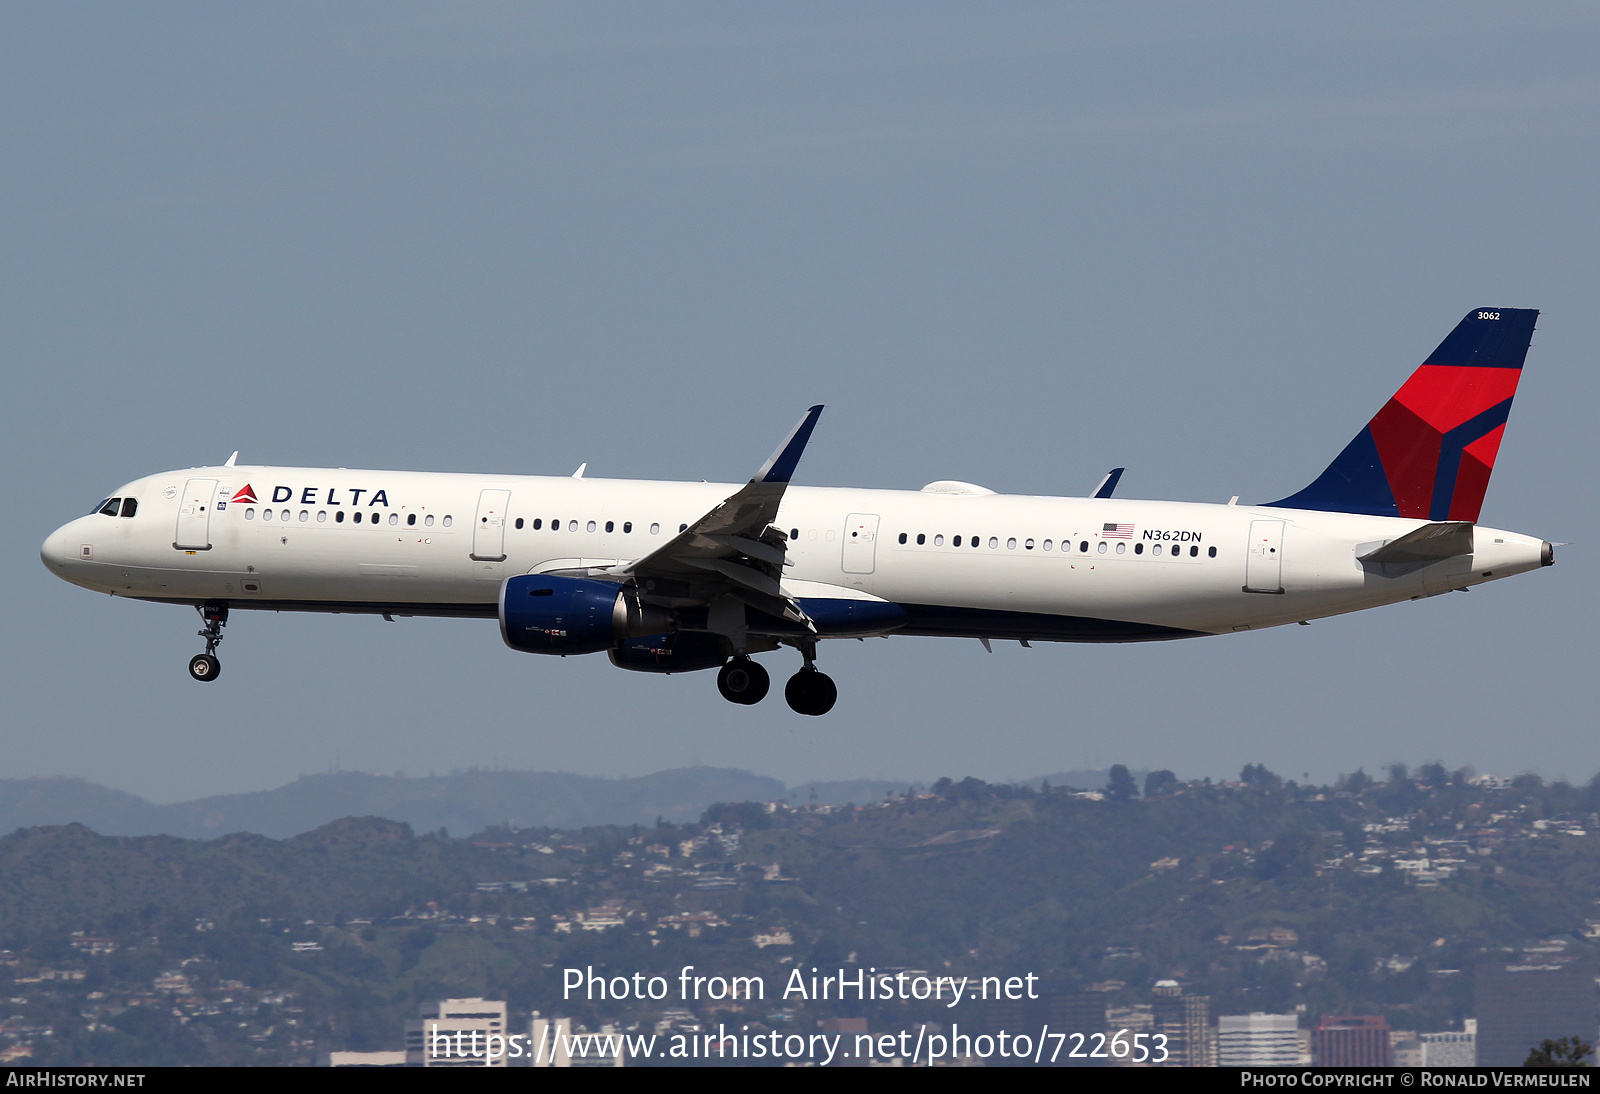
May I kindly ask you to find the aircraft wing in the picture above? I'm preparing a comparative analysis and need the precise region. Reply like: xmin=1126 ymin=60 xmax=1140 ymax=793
xmin=611 ymin=406 xmax=824 ymax=628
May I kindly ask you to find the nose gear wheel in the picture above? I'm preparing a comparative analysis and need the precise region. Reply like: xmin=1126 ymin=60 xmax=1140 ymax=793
xmin=190 ymin=603 xmax=228 ymax=683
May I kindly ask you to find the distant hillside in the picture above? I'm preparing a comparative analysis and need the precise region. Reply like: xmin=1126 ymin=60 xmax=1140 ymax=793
xmin=0 ymin=768 xmax=1141 ymax=841
xmin=0 ymin=768 xmax=788 ymax=840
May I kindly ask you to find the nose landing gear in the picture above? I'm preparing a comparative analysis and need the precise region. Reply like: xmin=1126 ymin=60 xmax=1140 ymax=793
xmin=188 ymin=603 xmax=227 ymax=682
xmin=716 ymin=656 xmax=770 ymax=705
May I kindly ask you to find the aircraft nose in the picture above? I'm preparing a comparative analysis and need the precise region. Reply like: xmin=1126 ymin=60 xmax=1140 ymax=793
xmin=41 ymin=524 xmax=66 ymax=571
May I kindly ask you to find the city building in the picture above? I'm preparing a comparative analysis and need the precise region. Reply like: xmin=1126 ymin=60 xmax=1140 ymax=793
xmin=328 ymin=1051 xmax=406 ymax=1066
xmin=404 ymin=998 xmax=509 ymax=1067
xmin=1477 ymin=959 xmax=1596 ymax=1066
xmin=1314 ymin=1016 xmax=1390 ymax=1067
xmin=530 ymin=1016 xmax=626 ymax=1067
xmin=1420 ymin=1024 xmax=1476 ymax=1067
xmin=1217 ymin=1013 xmax=1301 ymax=1067
xmin=1152 ymin=980 xmax=1213 ymax=1067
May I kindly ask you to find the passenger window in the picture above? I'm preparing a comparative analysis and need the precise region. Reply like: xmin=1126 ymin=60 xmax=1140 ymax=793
xmin=1190 ymin=545 xmax=1199 ymax=557
xmin=953 ymin=535 xmax=962 ymax=547
xmin=651 ymin=523 xmax=661 ymax=535
xmin=605 ymin=521 xmax=614 ymax=533
xmin=898 ymin=533 xmax=907 ymax=544
xmin=1135 ymin=542 xmax=1144 ymax=555
xmin=570 ymin=520 xmax=579 ymax=532
xmin=1097 ymin=541 xmax=1107 ymax=554
xmin=934 ymin=534 xmax=944 ymax=546
xmin=409 ymin=514 xmax=418 ymax=527
xmin=281 ymin=509 xmax=290 ymax=521
xmin=262 ymin=508 xmax=273 ymax=522
xmin=99 ymin=498 xmax=121 ymax=516
xmin=317 ymin=511 xmax=327 ymax=523
xmin=1024 ymin=539 xmax=1034 ymax=550
xmin=624 ymin=522 xmax=632 ymax=533
xmin=532 ymin=518 xmax=541 ymax=530
xmin=1043 ymin=539 xmax=1052 ymax=551
xmin=551 ymin=517 xmax=559 ymax=529
xmin=120 ymin=498 xmax=138 ymax=518
xmin=443 ymin=515 xmax=453 ymax=527
xmin=515 ymin=518 xmax=524 ymax=530
xmin=390 ymin=513 xmax=399 ymax=526
xmin=246 ymin=508 xmax=256 ymax=520
xmin=1150 ymin=543 xmax=1159 ymax=555
xmin=789 ymin=527 xmax=799 ymax=540
xmin=1006 ymin=538 xmax=1016 ymax=550
xmin=425 ymin=514 xmax=434 ymax=527
xmin=1080 ymin=541 xmax=1089 ymax=553
xmin=989 ymin=537 xmax=999 ymax=549
xmin=917 ymin=534 xmax=925 ymax=545
xmin=587 ymin=521 xmax=597 ymax=532
xmin=335 ymin=510 xmax=344 ymax=523
xmin=679 ymin=524 xmax=687 ymax=533
xmin=1208 ymin=546 xmax=1216 ymax=558
xmin=1115 ymin=542 xmax=1125 ymax=554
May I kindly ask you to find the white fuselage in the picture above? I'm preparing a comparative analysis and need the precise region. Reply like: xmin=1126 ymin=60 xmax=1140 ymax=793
xmin=41 ymin=464 xmax=1550 ymax=642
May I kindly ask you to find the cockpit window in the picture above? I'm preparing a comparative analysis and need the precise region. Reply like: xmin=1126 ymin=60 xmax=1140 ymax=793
xmin=120 ymin=498 xmax=138 ymax=518
xmin=97 ymin=498 xmax=121 ymax=516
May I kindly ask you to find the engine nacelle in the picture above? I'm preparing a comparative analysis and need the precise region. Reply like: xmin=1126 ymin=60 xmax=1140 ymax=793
xmin=608 ymin=631 xmax=729 ymax=674
xmin=499 ymin=575 xmax=668 ymax=656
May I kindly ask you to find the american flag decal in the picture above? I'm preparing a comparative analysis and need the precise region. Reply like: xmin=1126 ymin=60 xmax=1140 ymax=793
xmin=1102 ymin=523 xmax=1134 ymax=539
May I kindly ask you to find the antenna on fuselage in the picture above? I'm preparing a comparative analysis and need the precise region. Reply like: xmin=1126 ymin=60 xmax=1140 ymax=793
xmin=572 ymin=463 xmax=587 ymax=479
xmin=224 ymin=451 xmax=238 ymax=467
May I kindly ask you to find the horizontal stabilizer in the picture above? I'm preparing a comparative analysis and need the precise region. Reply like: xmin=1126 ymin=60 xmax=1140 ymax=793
xmin=1358 ymin=521 xmax=1473 ymax=566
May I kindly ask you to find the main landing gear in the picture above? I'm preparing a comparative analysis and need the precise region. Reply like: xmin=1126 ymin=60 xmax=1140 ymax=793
xmin=717 ymin=657 xmax=769 ymax=705
xmin=715 ymin=646 xmax=837 ymax=716
xmin=188 ymin=603 xmax=227 ymax=682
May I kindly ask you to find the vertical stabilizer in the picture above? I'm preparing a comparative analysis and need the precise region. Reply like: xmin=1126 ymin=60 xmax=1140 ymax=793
xmin=1266 ymin=308 xmax=1537 ymax=520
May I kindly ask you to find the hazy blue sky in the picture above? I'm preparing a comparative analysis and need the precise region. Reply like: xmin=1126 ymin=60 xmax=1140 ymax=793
xmin=5 ymin=4 xmax=1598 ymax=802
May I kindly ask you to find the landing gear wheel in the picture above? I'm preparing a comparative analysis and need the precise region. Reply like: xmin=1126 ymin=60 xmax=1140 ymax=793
xmin=717 ymin=657 xmax=770 ymax=705
xmin=190 ymin=603 xmax=228 ymax=683
xmin=784 ymin=669 xmax=837 ymax=716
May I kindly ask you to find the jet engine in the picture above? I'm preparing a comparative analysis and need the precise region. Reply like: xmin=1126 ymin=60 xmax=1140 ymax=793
xmin=498 ymin=574 xmax=669 ymax=656
xmin=608 ymin=631 xmax=729 ymax=674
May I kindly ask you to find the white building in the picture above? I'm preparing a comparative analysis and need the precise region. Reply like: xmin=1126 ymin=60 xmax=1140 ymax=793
xmin=1217 ymin=1013 xmax=1302 ymax=1066
xmin=329 ymin=1051 xmax=406 ymax=1066
xmin=404 ymin=998 xmax=509 ymax=1067
xmin=1421 ymin=1024 xmax=1476 ymax=1067
xmin=530 ymin=1016 xmax=627 ymax=1067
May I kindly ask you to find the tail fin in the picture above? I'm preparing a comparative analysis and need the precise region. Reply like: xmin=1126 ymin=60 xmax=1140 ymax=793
xmin=1265 ymin=308 xmax=1538 ymax=521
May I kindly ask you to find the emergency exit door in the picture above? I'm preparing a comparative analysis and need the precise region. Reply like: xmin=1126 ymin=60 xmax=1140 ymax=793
xmin=174 ymin=478 xmax=218 ymax=550
xmin=841 ymin=513 xmax=880 ymax=574
xmin=471 ymin=489 xmax=511 ymax=561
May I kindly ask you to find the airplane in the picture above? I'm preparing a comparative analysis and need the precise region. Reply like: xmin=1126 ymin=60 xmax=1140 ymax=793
xmin=41 ymin=307 xmax=1552 ymax=716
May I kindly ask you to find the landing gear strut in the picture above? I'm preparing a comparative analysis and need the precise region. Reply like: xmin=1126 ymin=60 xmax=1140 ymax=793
xmin=189 ymin=603 xmax=227 ymax=682
xmin=784 ymin=644 xmax=836 ymax=716
xmin=717 ymin=656 xmax=769 ymax=705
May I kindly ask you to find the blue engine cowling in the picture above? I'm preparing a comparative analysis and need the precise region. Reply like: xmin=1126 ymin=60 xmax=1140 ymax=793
xmin=499 ymin=574 xmax=667 ymax=656
xmin=608 ymin=631 xmax=729 ymax=674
